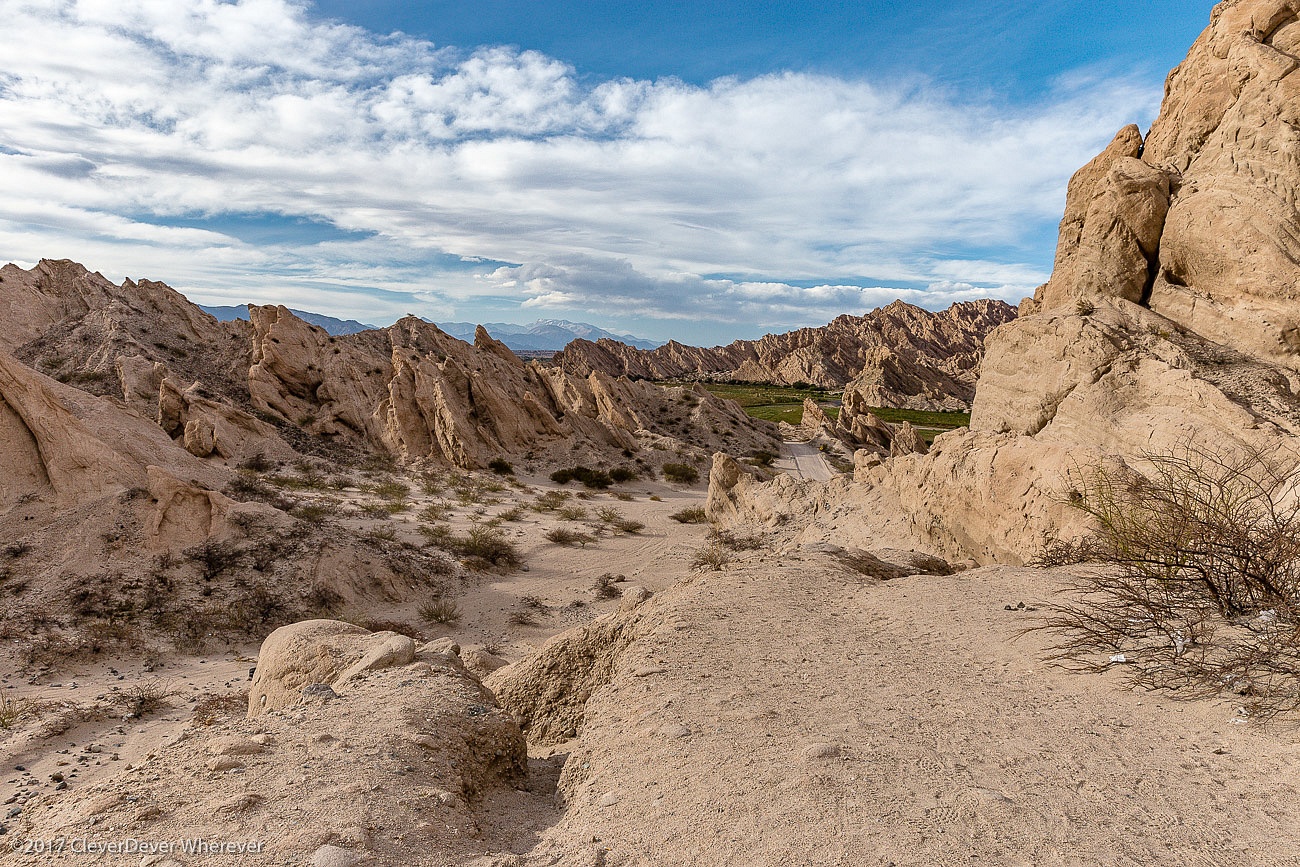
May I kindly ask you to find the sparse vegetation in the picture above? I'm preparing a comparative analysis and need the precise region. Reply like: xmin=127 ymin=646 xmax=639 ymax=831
xmin=594 ymin=573 xmax=625 ymax=598
xmin=1036 ymin=441 xmax=1300 ymax=719
xmin=550 ymin=466 xmax=614 ymax=489
xmin=531 ymin=490 xmax=572 ymax=512
xmin=662 ymin=463 xmax=700 ymax=484
xmin=420 ymin=525 xmax=521 ymax=569
xmin=692 ymin=543 xmax=733 ymax=571
xmin=488 ymin=457 xmax=515 ymax=475
xmin=670 ymin=506 xmax=708 ymax=524
xmin=557 ymin=504 xmax=589 ymax=521
xmin=707 ymin=528 xmax=765 ymax=550
xmin=507 ymin=609 xmax=539 ymax=627
xmin=0 ymin=696 xmax=40 ymax=729
xmin=111 ymin=679 xmax=177 ymax=718
xmin=418 ymin=597 xmax=461 ymax=626
xmin=545 ymin=527 xmax=597 ymax=547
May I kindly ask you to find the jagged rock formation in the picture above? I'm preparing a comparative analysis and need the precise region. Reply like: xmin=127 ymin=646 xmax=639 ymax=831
xmin=0 ymin=259 xmax=780 ymax=473
xmin=555 ymin=299 xmax=1016 ymax=409
xmin=1029 ymin=0 xmax=1300 ymax=372
xmin=711 ymin=0 xmax=1300 ymax=566
xmin=0 ymin=257 xmax=777 ymax=672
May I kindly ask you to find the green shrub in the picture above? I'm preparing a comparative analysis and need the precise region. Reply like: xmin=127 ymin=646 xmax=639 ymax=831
xmin=550 ymin=466 xmax=613 ymax=489
xmin=488 ymin=458 xmax=515 ymax=475
xmin=662 ymin=463 xmax=700 ymax=484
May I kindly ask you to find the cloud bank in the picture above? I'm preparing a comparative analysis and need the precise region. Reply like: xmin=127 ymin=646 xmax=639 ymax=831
xmin=0 ymin=0 xmax=1160 ymax=340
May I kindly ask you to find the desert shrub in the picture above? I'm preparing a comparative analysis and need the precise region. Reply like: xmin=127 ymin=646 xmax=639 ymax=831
xmin=550 ymin=466 xmax=614 ymax=489
xmin=496 ymin=505 xmax=526 ymax=522
xmin=369 ymin=480 xmax=410 ymax=501
xmin=692 ymin=543 xmax=733 ymax=571
xmin=0 ymin=696 xmax=41 ymax=729
xmin=358 ymin=502 xmax=398 ymax=519
xmin=420 ymin=524 xmax=455 ymax=548
xmin=488 ymin=458 xmax=515 ymax=475
xmin=507 ymin=609 xmax=538 ymax=627
xmin=662 ymin=463 xmax=700 ymax=484
xmin=457 ymin=526 xmax=522 ymax=569
xmin=707 ymin=528 xmax=766 ymax=551
xmin=610 ymin=466 xmax=637 ymax=483
xmin=365 ymin=526 xmax=398 ymax=543
xmin=670 ymin=507 xmax=708 ymax=524
xmin=291 ymin=501 xmax=341 ymax=524
xmin=545 ymin=527 xmax=596 ymax=547
xmin=594 ymin=573 xmax=625 ymax=599
xmin=111 ymin=680 xmax=177 ymax=718
xmin=420 ymin=503 xmax=452 ymax=522
xmin=531 ymin=490 xmax=571 ymax=512
xmin=748 ymin=450 xmax=777 ymax=467
xmin=226 ymin=583 xmax=298 ymax=632
xmin=557 ymin=505 xmax=588 ymax=522
xmin=184 ymin=540 xmax=242 ymax=581
xmin=419 ymin=598 xmax=461 ymax=625
xmin=1037 ymin=442 xmax=1300 ymax=719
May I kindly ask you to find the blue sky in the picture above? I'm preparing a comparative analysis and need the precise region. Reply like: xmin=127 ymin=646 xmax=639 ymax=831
xmin=0 ymin=0 xmax=1212 ymax=344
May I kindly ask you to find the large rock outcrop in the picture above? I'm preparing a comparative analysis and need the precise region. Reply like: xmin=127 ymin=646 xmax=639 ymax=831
xmin=714 ymin=0 xmax=1300 ymax=566
xmin=555 ymin=299 xmax=1016 ymax=408
xmin=1033 ymin=0 xmax=1300 ymax=373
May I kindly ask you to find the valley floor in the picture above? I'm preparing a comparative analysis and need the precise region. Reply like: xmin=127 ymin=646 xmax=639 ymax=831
xmin=4 ymin=456 xmax=1300 ymax=866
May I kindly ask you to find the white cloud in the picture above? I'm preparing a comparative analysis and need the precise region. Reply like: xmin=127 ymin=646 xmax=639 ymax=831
xmin=0 ymin=0 xmax=1161 ymax=339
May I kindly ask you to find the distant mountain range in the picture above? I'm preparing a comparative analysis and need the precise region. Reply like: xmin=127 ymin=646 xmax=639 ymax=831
xmin=435 ymin=319 xmax=662 ymax=351
xmin=198 ymin=306 xmax=659 ymax=351
xmin=198 ymin=304 xmax=376 ymax=336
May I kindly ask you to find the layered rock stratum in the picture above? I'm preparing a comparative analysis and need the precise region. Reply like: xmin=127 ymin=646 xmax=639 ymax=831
xmin=555 ymin=299 xmax=1016 ymax=410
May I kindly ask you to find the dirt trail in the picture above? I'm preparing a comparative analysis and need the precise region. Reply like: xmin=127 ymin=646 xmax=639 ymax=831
xmin=523 ymin=556 xmax=1300 ymax=866
xmin=782 ymin=441 xmax=835 ymax=481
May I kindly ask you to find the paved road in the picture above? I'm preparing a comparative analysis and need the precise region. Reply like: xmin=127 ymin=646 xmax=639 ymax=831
xmin=783 ymin=441 xmax=835 ymax=481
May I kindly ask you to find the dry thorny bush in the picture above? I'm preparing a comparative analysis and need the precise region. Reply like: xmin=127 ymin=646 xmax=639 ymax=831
xmin=1034 ymin=440 xmax=1300 ymax=720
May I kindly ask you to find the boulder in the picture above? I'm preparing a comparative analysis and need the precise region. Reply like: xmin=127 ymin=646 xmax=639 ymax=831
xmin=248 ymin=620 xmax=416 ymax=716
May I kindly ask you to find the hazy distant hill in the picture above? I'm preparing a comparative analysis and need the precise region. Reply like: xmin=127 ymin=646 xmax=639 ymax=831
xmin=436 ymin=319 xmax=661 ymax=351
xmin=198 ymin=304 xmax=376 ymax=336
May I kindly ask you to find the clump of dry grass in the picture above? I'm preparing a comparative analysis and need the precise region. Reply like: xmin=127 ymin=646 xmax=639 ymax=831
xmin=419 ymin=598 xmax=462 ymax=626
xmin=545 ymin=527 xmax=597 ymax=548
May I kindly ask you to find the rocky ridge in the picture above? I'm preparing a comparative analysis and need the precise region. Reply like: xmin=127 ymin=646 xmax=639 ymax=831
xmin=555 ymin=299 xmax=1016 ymax=410
xmin=0 ymin=259 xmax=779 ymax=475
xmin=711 ymin=0 xmax=1300 ymax=567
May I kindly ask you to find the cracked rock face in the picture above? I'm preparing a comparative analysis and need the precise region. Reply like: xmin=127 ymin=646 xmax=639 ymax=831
xmin=1039 ymin=0 xmax=1300 ymax=371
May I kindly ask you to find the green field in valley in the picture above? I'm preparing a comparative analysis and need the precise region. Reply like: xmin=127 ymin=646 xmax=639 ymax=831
xmin=680 ymin=381 xmax=970 ymax=441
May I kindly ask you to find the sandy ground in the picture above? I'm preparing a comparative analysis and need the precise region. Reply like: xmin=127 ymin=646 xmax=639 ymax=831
xmin=5 ymin=467 xmax=1300 ymax=866
xmin=0 ymin=472 xmax=715 ymax=858
xmin=526 ymin=554 xmax=1300 ymax=866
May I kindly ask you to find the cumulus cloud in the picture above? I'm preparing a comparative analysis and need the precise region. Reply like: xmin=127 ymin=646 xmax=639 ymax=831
xmin=0 ymin=0 xmax=1160 ymax=339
